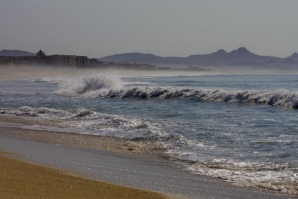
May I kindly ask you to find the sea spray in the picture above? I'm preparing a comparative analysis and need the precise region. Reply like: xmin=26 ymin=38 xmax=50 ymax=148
xmin=42 ymin=75 xmax=123 ymax=97
xmin=43 ymin=76 xmax=298 ymax=107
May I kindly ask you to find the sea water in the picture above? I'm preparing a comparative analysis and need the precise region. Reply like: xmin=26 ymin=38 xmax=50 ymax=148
xmin=0 ymin=73 xmax=297 ymax=194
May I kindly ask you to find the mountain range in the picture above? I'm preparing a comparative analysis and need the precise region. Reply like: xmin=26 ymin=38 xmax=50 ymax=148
xmin=1 ymin=48 xmax=298 ymax=67
xmin=99 ymin=47 xmax=298 ymax=66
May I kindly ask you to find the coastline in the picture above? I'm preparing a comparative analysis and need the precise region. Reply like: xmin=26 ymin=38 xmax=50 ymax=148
xmin=1 ymin=65 xmax=298 ymax=82
xmin=0 ymin=115 xmax=166 ymax=158
xmin=0 ymin=115 xmax=295 ymax=199
xmin=0 ymin=115 xmax=177 ymax=198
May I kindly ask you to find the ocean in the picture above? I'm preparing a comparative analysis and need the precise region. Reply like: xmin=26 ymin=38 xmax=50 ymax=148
xmin=0 ymin=73 xmax=297 ymax=194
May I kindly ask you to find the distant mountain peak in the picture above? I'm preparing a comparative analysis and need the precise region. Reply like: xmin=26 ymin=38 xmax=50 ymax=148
xmin=99 ymin=52 xmax=161 ymax=62
xmin=288 ymin=52 xmax=298 ymax=58
xmin=235 ymin=47 xmax=250 ymax=53
xmin=216 ymin=49 xmax=227 ymax=54
xmin=99 ymin=48 xmax=296 ymax=66
xmin=228 ymin=47 xmax=252 ymax=55
xmin=288 ymin=52 xmax=298 ymax=61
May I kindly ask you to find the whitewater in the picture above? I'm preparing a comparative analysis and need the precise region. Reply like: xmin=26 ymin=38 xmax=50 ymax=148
xmin=0 ymin=73 xmax=298 ymax=194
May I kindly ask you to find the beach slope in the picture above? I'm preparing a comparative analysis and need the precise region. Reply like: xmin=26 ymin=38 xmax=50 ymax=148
xmin=0 ymin=151 xmax=171 ymax=199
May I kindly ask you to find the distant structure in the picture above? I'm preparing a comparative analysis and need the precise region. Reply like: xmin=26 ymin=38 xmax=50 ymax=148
xmin=36 ymin=50 xmax=45 ymax=57
xmin=76 ymin=56 xmax=89 ymax=67
xmin=0 ymin=50 xmax=157 ymax=70
xmin=0 ymin=50 xmax=102 ymax=67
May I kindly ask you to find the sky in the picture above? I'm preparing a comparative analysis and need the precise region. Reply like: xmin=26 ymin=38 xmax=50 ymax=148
xmin=0 ymin=0 xmax=298 ymax=58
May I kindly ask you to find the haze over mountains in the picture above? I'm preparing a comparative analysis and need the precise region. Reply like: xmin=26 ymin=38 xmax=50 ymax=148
xmin=1 ymin=48 xmax=298 ymax=68
xmin=99 ymin=47 xmax=298 ymax=67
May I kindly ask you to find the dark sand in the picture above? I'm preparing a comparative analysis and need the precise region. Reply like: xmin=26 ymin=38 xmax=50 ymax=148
xmin=0 ymin=151 xmax=171 ymax=199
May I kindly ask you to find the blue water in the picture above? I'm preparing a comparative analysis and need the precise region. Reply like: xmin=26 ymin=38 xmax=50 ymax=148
xmin=0 ymin=73 xmax=298 ymax=193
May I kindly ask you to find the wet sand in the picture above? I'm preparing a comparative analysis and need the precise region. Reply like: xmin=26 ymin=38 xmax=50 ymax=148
xmin=0 ymin=115 xmax=295 ymax=199
xmin=0 ymin=151 xmax=171 ymax=199
xmin=0 ymin=115 xmax=166 ymax=157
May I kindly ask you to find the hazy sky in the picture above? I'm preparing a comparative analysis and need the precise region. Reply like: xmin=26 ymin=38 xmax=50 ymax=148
xmin=0 ymin=0 xmax=297 ymax=58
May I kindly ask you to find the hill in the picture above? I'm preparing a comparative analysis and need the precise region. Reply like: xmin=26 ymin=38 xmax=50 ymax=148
xmin=99 ymin=48 xmax=296 ymax=66
xmin=0 ymin=50 xmax=35 ymax=57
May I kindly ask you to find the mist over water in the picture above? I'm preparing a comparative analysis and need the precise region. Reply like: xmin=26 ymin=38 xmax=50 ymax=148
xmin=1 ymin=70 xmax=298 ymax=194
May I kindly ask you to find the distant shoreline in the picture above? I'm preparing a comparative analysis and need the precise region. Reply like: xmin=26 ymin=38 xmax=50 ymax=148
xmin=1 ymin=65 xmax=298 ymax=82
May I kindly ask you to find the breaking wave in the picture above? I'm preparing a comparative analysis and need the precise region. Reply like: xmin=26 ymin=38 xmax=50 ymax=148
xmin=43 ymin=76 xmax=298 ymax=108
xmin=100 ymin=88 xmax=298 ymax=107
xmin=43 ymin=76 xmax=123 ymax=97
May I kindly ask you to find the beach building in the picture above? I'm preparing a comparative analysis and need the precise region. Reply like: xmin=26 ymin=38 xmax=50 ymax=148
xmin=76 ymin=56 xmax=89 ymax=67
xmin=89 ymin=59 xmax=104 ymax=67
xmin=0 ymin=50 xmax=106 ymax=68
xmin=1 ymin=51 xmax=77 ymax=67
xmin=14 ymin=53 xmax=54 ymax=66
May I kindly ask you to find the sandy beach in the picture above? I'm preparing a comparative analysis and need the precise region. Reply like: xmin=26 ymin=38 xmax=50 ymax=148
xmin=0 ymin=151 xmax=172 ymax=199
xmin=0 ymin=115 xmax=295 ymax=199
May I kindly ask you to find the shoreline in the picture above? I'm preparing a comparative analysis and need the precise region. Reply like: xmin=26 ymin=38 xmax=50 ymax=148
xmin=0 ymin=115 xmax=167 ymax=159
xmin=0 ymin=115 xmax=295 ymax=198
xmin=0 ymin=114 xmax=177 ymax=198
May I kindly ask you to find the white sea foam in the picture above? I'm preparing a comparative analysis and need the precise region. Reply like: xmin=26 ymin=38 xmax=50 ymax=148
xmin=42 ymin=76 xmax=298 ymax=108
xmin=18 ymin=106 xmax=69 ymax=118
xmin=185 ymin=160 xmax=298 ymax=194
xmin=42 ymin=75 xmax=123 ymax=97
xmin=0 ymin=106 xmax=168 ymax=139
xmin=0 ymin=105 xmax=204 ymax=152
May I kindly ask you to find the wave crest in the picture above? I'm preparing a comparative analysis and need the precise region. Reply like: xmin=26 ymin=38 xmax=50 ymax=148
xmin=77 ymin=77 xmax=118 ymax=94
xmin=42 ymin=76 xmax=298 ymax=107
xmin=100 ymin=87 xmax=298 ymax=107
